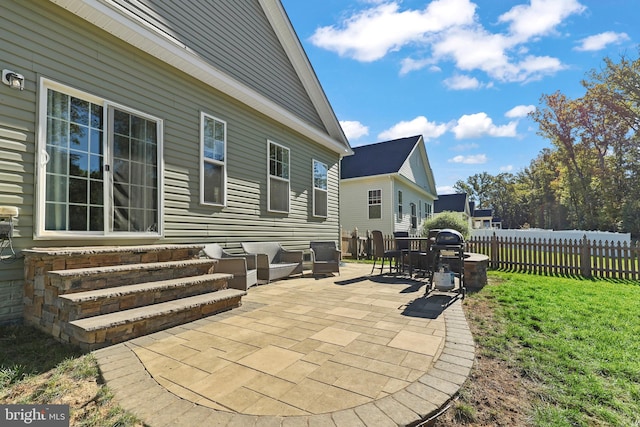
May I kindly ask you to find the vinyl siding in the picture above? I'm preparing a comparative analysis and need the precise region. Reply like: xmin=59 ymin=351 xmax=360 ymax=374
xmin=111 ymin=0 xmax=326 ymax=131
xmin=340 ymin=177 xmax=394 ymax=236
xmin=0 ymin=0 xmax=341 ymax=322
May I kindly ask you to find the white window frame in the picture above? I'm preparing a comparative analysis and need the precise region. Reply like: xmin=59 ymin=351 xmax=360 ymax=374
xmin=425 ymin=202 xmax=432 ymax=219
xmin=368 ymin=189 xmax=381 ymax=219
xmin=200 ymin=112 xmax=227 ymax=207
xmin=312 ymin=159 xmax=328 ymax=218
xmin=267 ymin=140 xmax=290 ymax=213
xmin=410 ymin=202 xmax=417 ymax=230
xmin=36 ymin=78 xmax=164 ymax=239
xmin=397 ymin=190 xmax=403 ymax=221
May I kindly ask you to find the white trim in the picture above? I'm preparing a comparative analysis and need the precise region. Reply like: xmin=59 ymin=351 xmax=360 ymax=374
xmin=312 ymin=159 xmax=328 ymax=218
xmin=267 ymin=140 xmax=290 ymax=214
xmin=35 ymin=77 xmax=164 ymax=239
xmin=49 ymin=0 xmax=352 ymax=156
xmin=367 ymin=188 xmax=382 ymax=220
xmin=258 ymin=0 xmax=351 ymax=152
xmin=200 ymin=112 xmax=227 ymax=207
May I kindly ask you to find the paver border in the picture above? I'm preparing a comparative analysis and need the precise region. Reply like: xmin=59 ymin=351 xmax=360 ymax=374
xmin=94 ymin=294 xmax=474 ymax=427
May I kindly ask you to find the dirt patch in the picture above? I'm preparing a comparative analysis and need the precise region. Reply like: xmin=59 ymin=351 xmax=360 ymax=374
xmin=432 ymin=283 xmax=538 ymax=426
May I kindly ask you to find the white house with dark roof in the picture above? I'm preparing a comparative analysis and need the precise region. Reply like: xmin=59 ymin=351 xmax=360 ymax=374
xmin=340 ymin=136 xmax=438 ymax=236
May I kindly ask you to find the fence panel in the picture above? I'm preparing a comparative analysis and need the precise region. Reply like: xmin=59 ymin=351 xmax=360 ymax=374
xmin=341 ymin=228 xmax=639 ymax=281
xmin=467 ymin=233 xmax=640 ymax=281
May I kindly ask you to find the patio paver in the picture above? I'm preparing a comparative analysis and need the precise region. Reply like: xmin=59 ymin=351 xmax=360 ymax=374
xmin=93 ymin=263 xmax=474 ymax=426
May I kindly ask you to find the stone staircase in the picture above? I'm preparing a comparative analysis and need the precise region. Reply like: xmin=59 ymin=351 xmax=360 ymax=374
xmin=23 ymin=244 xmax=246 ymax=350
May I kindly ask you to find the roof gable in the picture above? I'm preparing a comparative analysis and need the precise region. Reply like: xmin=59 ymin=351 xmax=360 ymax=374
xmin=341 ymin=136 xmax=421 ymax=179
xmin=434 ymin=193 xmax=469 ymax=214
xmin=49 ymin=0 xmax=352 ymax=155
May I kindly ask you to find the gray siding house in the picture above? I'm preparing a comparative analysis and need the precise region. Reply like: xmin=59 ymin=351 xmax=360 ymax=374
xmin=0 ymin=0 xmax=352 ymax=324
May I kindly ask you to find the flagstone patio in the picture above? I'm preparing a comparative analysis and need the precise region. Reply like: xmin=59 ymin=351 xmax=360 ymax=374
xmin=94 ymin=262 xmax=475 ymax=426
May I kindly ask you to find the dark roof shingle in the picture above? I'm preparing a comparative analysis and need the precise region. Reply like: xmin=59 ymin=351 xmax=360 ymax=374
xmin=341 ymin=136 xmax=421 ymax=179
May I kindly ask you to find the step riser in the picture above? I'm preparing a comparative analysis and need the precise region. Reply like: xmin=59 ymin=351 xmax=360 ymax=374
xmin=66 ymin=295 xmax=243 ymax=351
xmin=59 ymin=277 xmax=229 ymax=322
xmin=23 ymin=244 xmax=246 ymax=350
xmin=49 ymin=261 xmax=215 ymax=294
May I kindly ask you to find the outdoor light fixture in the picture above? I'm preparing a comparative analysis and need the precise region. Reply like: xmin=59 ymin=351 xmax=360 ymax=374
xmin=2 ymin=69 xmax=24 ymax=90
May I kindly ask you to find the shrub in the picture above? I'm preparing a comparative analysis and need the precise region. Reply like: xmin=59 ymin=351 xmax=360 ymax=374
xmin=422 ymin=211 xmax=470 ymax=240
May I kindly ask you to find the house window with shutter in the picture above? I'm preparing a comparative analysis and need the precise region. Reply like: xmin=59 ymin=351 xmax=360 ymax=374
xmin=397 ymin=191 xmax=403 ymax=221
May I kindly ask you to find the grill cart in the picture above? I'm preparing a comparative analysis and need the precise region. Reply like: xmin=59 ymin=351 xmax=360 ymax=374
xmin=427 ymin=229 xmax=466 ymax=299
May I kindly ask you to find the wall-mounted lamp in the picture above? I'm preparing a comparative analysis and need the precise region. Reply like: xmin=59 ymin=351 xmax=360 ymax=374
xmin=2 ymin=69 xmax=25 ymax=90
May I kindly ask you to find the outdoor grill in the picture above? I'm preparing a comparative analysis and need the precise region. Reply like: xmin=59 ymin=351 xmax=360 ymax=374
xmin=428 ymin=229 xmax=466 ymax=298
xmin=434 ymin=229 xmax=464 ymax=247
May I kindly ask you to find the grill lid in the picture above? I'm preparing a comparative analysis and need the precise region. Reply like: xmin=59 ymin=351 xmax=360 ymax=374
xmin=435 ymin=229 xmax=464 ymax=245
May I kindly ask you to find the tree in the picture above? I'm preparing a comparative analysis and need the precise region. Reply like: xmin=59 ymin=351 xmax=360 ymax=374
xmin=422 ymin=211 xmax=470 ymax=240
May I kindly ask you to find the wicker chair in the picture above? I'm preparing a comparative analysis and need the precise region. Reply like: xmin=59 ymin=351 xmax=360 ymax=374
xmin=310 ymin=241 xmax=341 ymax=277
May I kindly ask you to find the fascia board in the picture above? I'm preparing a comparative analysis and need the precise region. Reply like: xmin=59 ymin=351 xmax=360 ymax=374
xmin=48 ymin=0 xmax=352 ymax=156
xmin=258 ymin=0 xmax=351 ymax=154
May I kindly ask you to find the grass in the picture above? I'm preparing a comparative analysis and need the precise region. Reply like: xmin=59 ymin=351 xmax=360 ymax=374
xmin=0 ymin=325 xmax=141 ymax=427
xmin=475 ymin=272 xmax=640 ymax=426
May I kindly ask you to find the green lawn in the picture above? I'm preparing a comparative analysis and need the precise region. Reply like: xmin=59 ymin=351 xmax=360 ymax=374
xmin=476 ymin=272 xmax=640 ymax=426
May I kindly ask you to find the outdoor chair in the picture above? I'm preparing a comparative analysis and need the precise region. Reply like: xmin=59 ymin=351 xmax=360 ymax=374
xmin=201 ymin=243 xmax=258 ymax=291
xmin=310 ymin=241 xmax=341 ymax=277
xmin=393 ymin=231 xmax=411 ymax=273
xmin=370 ymin=230 xmax=402 ymax=275
xmin=241 ymin=242 xmax=303 ymax=284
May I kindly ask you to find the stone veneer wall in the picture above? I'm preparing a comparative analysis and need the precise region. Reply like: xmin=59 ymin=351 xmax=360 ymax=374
xmin=23 ymin=245 xmax=204 ymax=341
xmin=464 ymin=253 xmax=489 ymax=290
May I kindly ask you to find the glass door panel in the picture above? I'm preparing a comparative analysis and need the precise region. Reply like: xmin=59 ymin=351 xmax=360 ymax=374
xmin=109 ymin=108 xmax=158 ymax=233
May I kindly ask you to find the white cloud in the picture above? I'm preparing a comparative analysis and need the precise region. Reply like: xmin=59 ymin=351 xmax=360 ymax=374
xmin=437 ymin=185 xmax=456 ymax=193
xmin=443 ymin=74 xmax=481 ymax=90
xmin=400 ymin=57 xmax=434 ymax=75
xmin=498 ymin=0 xmax=586 ymax=42
xmin=500 ymin=165 xmax=514 ymax=172
xmin=448 ymin=154 xmax=488 ymax=164
xmin=378 ymin=116 xmax=449 ymax=141
xmin=575 ymin=31 xmax=630 ymax=51
xmin=340 ymin=120 xmax=369 ymax=140
xmin=309 ymin=0 xmax=476 ymax=62
xmin=311 ymin=0 xmax=584 ymax=84
xmin=505 ymin=105 xmax=536 ymax=118
xmin=452 ymin=113 xmax=518 ymax=139
xmin=451 ymin=142 xmax=480 ymax=151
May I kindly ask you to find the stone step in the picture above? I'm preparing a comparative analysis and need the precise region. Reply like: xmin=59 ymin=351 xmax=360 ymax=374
xmin=47 ymin=259 xmax=217 ymax=294
xmin=57 ymin=273 xmax=233 ymax=321
xmin=66 ymin=289 xmax=246 ymax=350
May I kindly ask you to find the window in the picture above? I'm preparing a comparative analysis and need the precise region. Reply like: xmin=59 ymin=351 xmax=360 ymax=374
xmin=38 ymin=79 xmax=162 ymax=237
xmin=268 ymin=140 xmax=290 ymax=213
xmin=425 ymin=202 xmax=432 ymax=219
xmin=200 ymin=113 xmax=226 ymax=206
xmin=368 ymin=189 xmax=381 ymax=219
xmin=312 ymin=160 xmax=328 ymax=217
xmin=397 ymin=191 xmax=403 ymax=221
xmin=410 ymin=203 xmax=417 ymax=229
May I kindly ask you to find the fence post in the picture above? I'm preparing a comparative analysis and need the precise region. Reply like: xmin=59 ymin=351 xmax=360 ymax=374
xmin=490 ymin=232 xmax=498 ymax=269
xmin=580 ymin=234 xmax=592 ymax=278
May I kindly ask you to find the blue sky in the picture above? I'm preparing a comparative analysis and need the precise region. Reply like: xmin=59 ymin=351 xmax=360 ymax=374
xmin=280 ymin=0 xmax=639 ymax=193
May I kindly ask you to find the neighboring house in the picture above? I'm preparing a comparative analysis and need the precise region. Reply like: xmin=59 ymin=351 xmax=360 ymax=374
xmin=472 ymin=208 xmax=502 ymax=229
xmin=340 ymin=136 xmax=438 ymax=237
xmin=0 ymin=0 xmax=352 ymax=324
xmin=434 ymin=193 xmax=472 ymax=228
